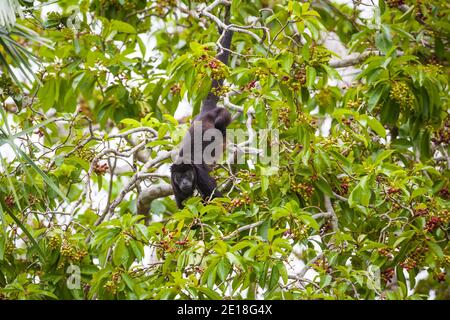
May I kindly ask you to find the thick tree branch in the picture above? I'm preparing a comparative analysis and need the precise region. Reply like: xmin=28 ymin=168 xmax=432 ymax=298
xmin=86 ymin=150 xmax=172 ymax=231
xmin=324 ymin=195 xmax=338 ymax=231
xmin=137 ymin=183 xmax=174 ymax=224
xmin=108 ymin=127 xmax=158 ymax=139
xmin=312 ymin=211 xmax=333 ymax=220
xmin=329 ymin=51 xmax=376 ymax=68
xmin=297 ymin=252 xmax=325 ymax=278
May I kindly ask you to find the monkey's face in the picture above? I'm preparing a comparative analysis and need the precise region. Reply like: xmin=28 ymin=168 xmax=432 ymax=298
xmin=173 ymin=169 xmax=195 ymax=194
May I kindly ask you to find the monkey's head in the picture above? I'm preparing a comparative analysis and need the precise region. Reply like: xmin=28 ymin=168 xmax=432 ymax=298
xmin=170 ymin=163 xmax=196 ymax=195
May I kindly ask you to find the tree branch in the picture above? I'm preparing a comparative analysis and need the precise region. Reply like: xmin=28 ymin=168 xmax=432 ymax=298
xmin=329 ymin=51 xmax=376 ymax=68
xmin=324 ymin=195 xmax=338 ymax=231
xmin=88 ymin=150 xmax=172 ymax=230
xmin=137 ymin=183 xmax=174 ymax=224
xmin=297 ymin=252 xmax=324 ymax=278
xmin=398 ymin=4 xmax=427 ymax=26
xmin=222 ymin=221 xmax=264 ymax=240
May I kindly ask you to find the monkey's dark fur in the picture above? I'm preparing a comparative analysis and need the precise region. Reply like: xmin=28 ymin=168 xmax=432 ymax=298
xmin=170 ymin=10 xmax=233 ymax=208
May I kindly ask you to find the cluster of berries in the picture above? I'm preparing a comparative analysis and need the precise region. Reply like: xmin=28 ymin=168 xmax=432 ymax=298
xmin=389 ymin=81 xmax=414 ymax=110
xmin=309 ymin=46 xmax=331 ymax=67
xmin=291 ymin=182 xmax=314 ymax=198
xmin=400 ymin=246 xmax=428 ymax=270
xmin=228 ymin=193 xmax=252 ymax=209
xmin=76 ymin=147 xmax=96 ymax=162
xmin=4 ymin=194 xmax=15 ymax=208
xmin=386 ymin=0 xmax=405 ymax=8
xmin=60 ymin=239 xmax=88 ymax=263
xmin=196 ymin=55 xmax=229 ymax=80
xmin=93 ymin=161 xmax=109 ymax=175
xmin=382 ymin=267 xmax=395 ymax=283
xmin=424 ymin=216 xmax=442 ymax=232
xmin=347 ymin=98 xmax=363 ymax=109
xmin=432 ymin=118 xmax=449 ymax=146
xmin=154 ymin=0 xmax=177 ymax=16
xmin=104 ymin=268 xmax=124 ymax=295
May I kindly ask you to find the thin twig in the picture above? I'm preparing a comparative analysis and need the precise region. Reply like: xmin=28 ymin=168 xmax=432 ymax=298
xmin=222 ymin=221 xmax=264 ymax=240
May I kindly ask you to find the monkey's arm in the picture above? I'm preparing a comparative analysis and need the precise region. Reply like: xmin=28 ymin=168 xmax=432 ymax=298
xmin=195 ymin=165 xmax=223 ymax=200
xmin=174 ymin=192 xmax=188 ymax=208
xmin=213 ymin=108 xmax=231 ymax=133
xmin=173 ymin=188 xmax=193 ymax=208
xmin=202 ymin=107 xmax=231 ymax=133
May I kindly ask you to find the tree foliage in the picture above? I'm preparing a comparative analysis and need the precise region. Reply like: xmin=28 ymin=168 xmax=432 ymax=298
xmin=0 ymin=0 xmax=449 ymax=300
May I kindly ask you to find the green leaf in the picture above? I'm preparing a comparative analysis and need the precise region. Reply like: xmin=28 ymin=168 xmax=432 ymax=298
xmin=261 ymin=175 xmax=269 ymax=193
xmin=217 ymin=258 xmax=231 ymax=282
xmin=177 ymin=250 xmax=187 ymax=270
xmin=314 ymin=177 xmax=333 ymax=197
xmin=320 ymin=274 xmax=332 ymax=288
xmin=348 ymin=175 xmax=370 ymax=207
xmin=417 ymin=130 xmax=432 ymax=160
xmin=393 ymin=230 xmax=415 ymax=248
xmin=272 ymin=207 xmax=290 ymax=221
xmin=268 ymin=264 xmax=279 ymax=291
xmin=367 ymin=116 xmax=386 ymax=138
xmin=408 ymin=269 xmax=416 ymax=290
xmin=372 ymin=149 xmax=394 ymax=166
xmin=280 ymin=52 xmax=294 ymax=73
xmin=15 ymin=147 xmax=69 ymax=203
xmin=323 ymin=65 xmax=342 ymax=81
xmin=435 ymin=37 xmax=445 ymax=60
xmin=207 ymin=265 xmax=217 ymax=289
xmin=306 ymin=66 xmax=316 ymax=87
xmin=113 ymin=237 xmax=130 ymax=266
xmin=395 ymin=5 xmax=415 ymax=23
xmin=5 ymin=210 xmax=45 ymax=259
xmin=0 ymin=232 xmax=5 ymax=261
xmin=129 ymin=240 xmax=143 ymax=261
xmin=277 ymin=262 xmax=288 ymax=285
xmin=411 ymin=188 xmax=427 ymax=200
xmin=226 ymin=252 xmax=244 ymax=269
xmin=427 ymin=241 xmax=443 ymax=259
xmin=37 ymin=78 xmax=56 ymax=111
xmin=110 ymin=20 xmax=137 ymax=33
xmin=379 ymin=0 xmax=386 ymax=15
xmin=120 ymin=118 xmax=141 ymax=127
xmin=189 ymin=42 xmax=204 ymax=54
xmin=121 ymin=273 xmax=135 ymax=291
xmin=197 ymin=287 xmax=222 ymax=300
xmin=97 ymin=174 xmax=103 ymax=191
xmin=299 ymin=214 xmax=320 ymax=231
xmin=375 ymin=28 xmax=393 ymax=55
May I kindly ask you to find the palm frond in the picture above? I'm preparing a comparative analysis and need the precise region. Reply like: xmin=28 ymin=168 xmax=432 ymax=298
xmin=0 ymin=0 xmax=22 ymax=29
xmin=0 ymin=24 xmax=52 ymax=88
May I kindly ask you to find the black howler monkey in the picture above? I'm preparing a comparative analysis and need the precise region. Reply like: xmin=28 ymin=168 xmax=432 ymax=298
xmin=171 ymin=8 xmax=233 ymax=208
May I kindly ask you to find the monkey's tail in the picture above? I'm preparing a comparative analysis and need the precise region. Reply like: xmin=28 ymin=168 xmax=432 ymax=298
xmin=201 ymin=4 xmax=233 ymax=114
